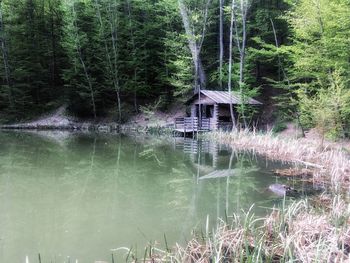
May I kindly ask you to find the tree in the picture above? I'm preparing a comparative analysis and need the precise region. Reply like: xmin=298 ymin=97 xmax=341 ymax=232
xmin=231 ymin=0 xmax=250 ymax=127
xmin=298 ymin=70 xmax=350 ymax=145
xmin=93 ymin=0 xmax=122 ymax=122
xmin=286 ymin=0 xmax=350 ymax=139
xmin=0 ymin=0 xmax=13 ymax=111
xmin=63 ymin=0 xmax=107 ymax=118
xmin=178 ymin=0 xmax=212 ymax=92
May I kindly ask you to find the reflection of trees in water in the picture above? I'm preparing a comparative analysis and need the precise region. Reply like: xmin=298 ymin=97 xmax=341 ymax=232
xmin=0 ymin=133 xmax=291 ymax=261
xmin=189 ymin=140 xmax=262 ymax=218
xmin=0 ymin=132 xmax=202 ymax=260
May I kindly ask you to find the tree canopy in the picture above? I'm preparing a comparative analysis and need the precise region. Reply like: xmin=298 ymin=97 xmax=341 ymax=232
xmin=0 ymin=0 xmax=349 ymax=138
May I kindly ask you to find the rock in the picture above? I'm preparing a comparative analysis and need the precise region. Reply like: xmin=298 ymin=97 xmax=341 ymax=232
xmin=268 ymin=184 xmax=298 ymax=197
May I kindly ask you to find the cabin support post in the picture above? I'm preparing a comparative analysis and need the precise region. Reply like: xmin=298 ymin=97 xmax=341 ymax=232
xmin=213 ymin=104 xmax=218 ymax=130
xmin=191 ymin=105 xmax=196 ymax=117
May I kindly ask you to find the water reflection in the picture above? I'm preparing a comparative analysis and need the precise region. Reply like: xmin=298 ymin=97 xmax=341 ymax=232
xmin=0 ymin=132 xmax=292 ymax=262
xmin=173 ymin=138 xmax=292 ymax=219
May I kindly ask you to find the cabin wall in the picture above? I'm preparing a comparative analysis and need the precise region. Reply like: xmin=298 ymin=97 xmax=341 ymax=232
xmin=217 ymin=105 xmax=238 ymax=130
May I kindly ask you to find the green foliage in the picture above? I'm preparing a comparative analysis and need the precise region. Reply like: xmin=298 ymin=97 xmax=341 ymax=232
xmin=283 ymin=0 xmax=350 ymax=139
xmin=288 ymin=0 xmax=350 ymax=90
xmin=298 ymin=70 xmax=350 ymax=140
xmin=0 ymin=0 xmax=348 ymax=136
xmin=235 ymin=84 xmax=261 ymax=126
xmin=0 ymin=0 xmax=66 ymax=119
xmin=163 ymin=32 xmax=193 ymax=98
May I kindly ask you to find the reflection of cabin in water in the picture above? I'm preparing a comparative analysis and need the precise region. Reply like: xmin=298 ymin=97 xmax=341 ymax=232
xmin=174 ymin=138 xmax=237 ymax=179
xmin=174 ymin=90 xmax=262 ymax=134
xmin=174 ymin=138 xmax=232 ymax=168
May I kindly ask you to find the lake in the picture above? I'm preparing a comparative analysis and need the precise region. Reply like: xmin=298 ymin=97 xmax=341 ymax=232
xmin=0 ymin=131 xmax=292 ymax=262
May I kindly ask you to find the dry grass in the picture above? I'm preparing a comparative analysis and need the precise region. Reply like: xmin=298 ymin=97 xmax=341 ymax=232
xmin=123 ymin=198 xmax=349 ymax=262
xmin=207 ymin=130 xmax=350 ymax=190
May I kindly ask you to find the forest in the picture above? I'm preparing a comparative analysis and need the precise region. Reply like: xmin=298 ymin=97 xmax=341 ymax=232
xmin=0 ymin=0 xmax=349 ymax=139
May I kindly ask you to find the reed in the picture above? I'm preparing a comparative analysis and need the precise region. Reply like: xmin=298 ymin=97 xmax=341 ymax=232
xmin=205 ymin=130 xmax=350 ymax=190
xmin=123 ymin=196 xmax=349 ymax=263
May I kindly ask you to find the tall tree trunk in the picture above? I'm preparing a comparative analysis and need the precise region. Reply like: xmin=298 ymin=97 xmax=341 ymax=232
xmin=126 ymin=0 xmax=138 ymax=113
xmin=94 ymin=0 xmax=122 ymax=123
xmin=270 ymin=18 xmax=290 ymax=85
xmin=72 ymin=4 xmax=97 ymax=119
xmin=219 ymin=0 xmax=224 ymax=90
xmin=232 ymin=0 xmax=249 ymax=128
xmin=178 ymin=0 xmax=210 ymax=91
xmin=107 ymin=2 xmax=122 ymax=123
xmin=239 ymin=0 xmax=247 ymax=127
xmin=49 ymin=0 xmax=57 ymax=86
xmin=0 ymin=0 xmax=14 ymax=110
xmin=228 ymin=0 xmax=236 ymax=130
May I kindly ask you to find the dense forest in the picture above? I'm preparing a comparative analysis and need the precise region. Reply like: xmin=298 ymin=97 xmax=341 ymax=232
xmin=0 ymin=0 xmax=349 ymax=138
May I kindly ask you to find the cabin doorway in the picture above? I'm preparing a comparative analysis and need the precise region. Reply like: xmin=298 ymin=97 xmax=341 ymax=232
xmin=196 ymin=104 xmax=213 ymax=119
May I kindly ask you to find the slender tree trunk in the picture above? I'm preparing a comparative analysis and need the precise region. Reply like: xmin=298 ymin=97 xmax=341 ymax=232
xmin=108 ymin=1 xmax=122 ymax=123
xmin=49 ymin=0 xmax=57 ymax=86
xmin=239 ymin=0 xmax=247 ymax=127
xmin=126 ymin=0 xmax=138 ymax=113
xmin=72 ymin=4 xmax=97 ymax=119
xmin=219 ymin=0 xmax=224 ymax=89
xmin=270 ymin=18 xmax=290 ymax=85
xmin=94 ymin=0 xmax=122 ymax=123
xmin=178 ymin=0 xmax=209 ymax=91
xmin=231 ymin=0 xmax=249 ymax=128
xmin=0 ymin=0 xmax=14 ymax=109
xmin=228 ymin=0 xmax=236 ymax=130
xmin=78 ymin=52 xmax=97 ymax=119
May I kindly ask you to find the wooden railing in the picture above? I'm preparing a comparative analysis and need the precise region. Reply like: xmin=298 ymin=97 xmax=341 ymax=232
xmin=200 ymin=118 xmax=210 ymax=131
xmin=174 ymin=117 xmax=211 ymax=132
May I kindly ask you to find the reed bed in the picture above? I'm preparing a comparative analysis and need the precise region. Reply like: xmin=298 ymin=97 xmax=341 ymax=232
xmin=120 ymin=197 xmax=349 ymax=263
xmin=206 ymin=130 xmax=350 ymax=190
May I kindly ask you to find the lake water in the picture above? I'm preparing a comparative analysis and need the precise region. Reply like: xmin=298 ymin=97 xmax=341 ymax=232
xmin=0 ymin=131 xmax=292 ymax=262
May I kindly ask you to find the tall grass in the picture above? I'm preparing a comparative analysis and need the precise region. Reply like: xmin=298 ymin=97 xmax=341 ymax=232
xmin=206 ymin=130 xmax=350 ymax=191
xmin=116 ymin=197 xmax=349 ymax=263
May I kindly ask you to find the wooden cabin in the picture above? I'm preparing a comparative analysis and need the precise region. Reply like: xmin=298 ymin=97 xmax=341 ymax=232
xmin=185 ymin=90 xmax=262 ymax=131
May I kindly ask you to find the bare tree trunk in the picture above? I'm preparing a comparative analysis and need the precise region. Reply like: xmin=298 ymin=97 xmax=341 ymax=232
xmin=178 ymin=0 xmax=210 ymax=91
xmin=108 ymin=1 xmax=122 ymax=123
xmin=49 ymin=0 xmax=57 ymax=86
xmin=94 ymin=0 xmax=122 ymax=123
xmin=0 ymin=0 xmax=14 ymax=109
xmin=72 ymin=4 xmax=97 ymax=119
xmin=228 ymin=0 xmax=236 ymax=130
xmin=239 ymin=0 xmax=247 ymax=127
xmin=270 ymin=18 xmax=290 ymax=86
xmin=232 ymin=0 xmax=249 ymax=128
xmin=126 ymin=0 xmax=138 ymax=113
xmin=219 ymin=0 xmax=224 ymax=89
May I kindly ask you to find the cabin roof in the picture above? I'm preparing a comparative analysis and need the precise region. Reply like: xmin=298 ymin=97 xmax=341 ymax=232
xmin=187 ymin=90 xmax=262 ymax=105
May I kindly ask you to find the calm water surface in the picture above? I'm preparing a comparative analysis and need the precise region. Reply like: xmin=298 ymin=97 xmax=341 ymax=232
xmin=0 ymin=131 xmax=291 ymax=262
